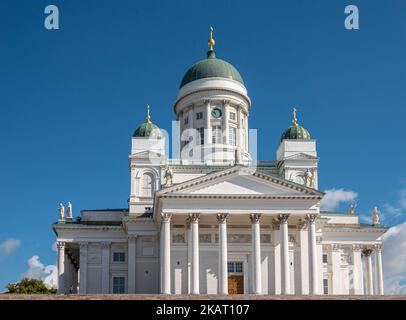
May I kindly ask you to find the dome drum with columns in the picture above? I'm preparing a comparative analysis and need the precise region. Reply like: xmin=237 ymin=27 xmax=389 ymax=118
xmin=52 ymin=27 xmax=388 ymax=296
xmin=174 ymin=28 xmax=252 ymax=164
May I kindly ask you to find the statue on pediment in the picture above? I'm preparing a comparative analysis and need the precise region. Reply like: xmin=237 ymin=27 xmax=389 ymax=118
xmin=67 ymin=202 xmax=73 ymax=219
xmin=164 ymin=167 xmax=173 ymax=186
xmin=348 ymin=203 xmax=356 ymax=215
xmin=305 ymin=168 xmax=314 ymax=188
xmin=372 ymin=207 xmax=380 ymax=226
xmin=58 ymin=203 xmax=65 ymax=220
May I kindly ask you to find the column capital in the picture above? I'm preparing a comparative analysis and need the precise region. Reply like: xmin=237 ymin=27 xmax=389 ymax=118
xmin=161 ymin=212 xmax=172 ymax=222
xmin=57 ymin=241 xmax=65 ymax=250
xmin=374 ymin=244 xmax=382 ymax=252
xmin=204 ymin=99 xmax=211 ymax=106
xmin=277 ymin=214 xmax=290 ymax=224
xmin=362 ymin=247 xmax=373 ymax=256
xmin=216 ymin=213 xmax=228 ymax=223
xmin=222 ymin=99 xmax=230 ymax=106
xmin=189 ymin=213 xmax=200 ymax=223
xmin=249 ymin=213 xmax=261 ymax=223
xmin=305 ymin=213 xmax=318 ymax=223
xmin=352 ymin=244 xmax=362 ymax=252
xmin=101 ymin=241 xmax=111 ymax=249
xmin=79 ymin=242 xmax=88 ymax=250
xmin=127 ymin=235 xmax=138 ymax=242
xmin=331 ymin=243 xmax=341 ymax=251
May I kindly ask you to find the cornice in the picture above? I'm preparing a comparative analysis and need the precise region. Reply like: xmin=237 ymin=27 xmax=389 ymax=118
xmin=158 ymin=194 xmax=322 ymax=200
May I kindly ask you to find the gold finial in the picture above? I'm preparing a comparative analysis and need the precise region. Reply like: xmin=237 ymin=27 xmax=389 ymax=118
xmin=208 ymin=26 xmax=215 ymax=51
xmin=292 ymin=107 xmax=298 ymax=126
xmin=146 ymin=105 xmax=151 ymax=123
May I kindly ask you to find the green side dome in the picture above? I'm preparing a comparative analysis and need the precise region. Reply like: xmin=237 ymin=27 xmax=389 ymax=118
xmin=133 ymin=106 xmax=163 ymax=138
xmin=180 ymin=50 xmax=244 ymax=88
xmin=281 ymin=124 xmax=311 ymax=142
xmin=133 ymin=122 xmax=162 ymax=138
xmin=280 ymin=108 xmax=311 ymax=142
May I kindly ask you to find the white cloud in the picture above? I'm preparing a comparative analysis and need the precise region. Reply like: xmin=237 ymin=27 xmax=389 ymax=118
xmin=382 ymin=222 xmax=406 ymax=294
xmin=320 ymin=188 xmax=358 ymax=211
xmin=22 ymin=255 xmax=58 ymax=288
xmin=378 ymin=189 xmax=406 ymax=225
xmin=0 ymin=238 xmax=21 ymax=255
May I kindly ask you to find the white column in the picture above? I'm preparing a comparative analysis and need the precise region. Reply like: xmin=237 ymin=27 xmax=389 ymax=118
xmin=101 ymin=242 xmax=110 ymax=293
xmin=245 ymin=112 xmax=249 ymax=150
xmin=160 ymin=213 xmax=172 ymax=294
xmin=298 ymin=225 xmax=309 ymax=295
xmin=205 ymin=101 xmax=211 ymax=145
xmin=187 ymin=222 xmax=192 ymax=294
xmin=374 ymin=244 xmax=384 ymax=295
xmin=190 ymin=105 xmax=195 ymax=129
xmin=190 ymin=213 xmax=200 ymax=294
xmin=363 ymin=248 xmax=374 ymax=295
xmin=271 ymin=227 xmax=281 ymax=294
xmin=127 ymin=235 xmax=137 ymax=293
xmin=278 ymin=214 xmax=290 ymax=294
xmin=222 ymin=101 xmax=229 ymax=145
xmin=79 ymin=242 xmax=88 ymax=294
xmin=217 ymin=213 xmax=228 ymax=295
xmin=250 ymin=213 xmax=262 ymax=294
xmin=237 ymin=106 xmax=243 ymax=151
xmin=331 ymin=244 xmax=342 ymax=294
xmin=307 ymin=214 xmax=318 ymax=294
xmin=57 ymin=241 xmax=65 ymax=294
xmin=64 ymin=252 xmax=71 ymax=293
xmin=351 ymin=244 xmax=363 ymax=295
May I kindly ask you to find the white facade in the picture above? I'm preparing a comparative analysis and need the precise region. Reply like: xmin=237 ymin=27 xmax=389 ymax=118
xmin=53 ymin=38 xmax=387 ymax=296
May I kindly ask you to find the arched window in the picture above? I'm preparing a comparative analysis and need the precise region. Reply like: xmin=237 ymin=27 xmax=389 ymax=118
xmin=141 ymin=173 xmax=155 ymax=197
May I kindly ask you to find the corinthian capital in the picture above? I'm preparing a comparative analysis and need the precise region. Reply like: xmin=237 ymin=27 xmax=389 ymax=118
xmin=362 ymin=247 xmax=373 ymax=257
xmin=161 ymin=212 xmax=172 ymax=223
xmin=306 ymin=214 xmax=318 ymax=223
xmin=249 ymin=213 xmax=261 ymax=223
xmin=217 ymin=213 xmax=228 ymax=223
xmin=189 ymin=213 xmax=200 ymax=223
xmin=56 ymin=241 xmax=65 ymax=250
xmin=277 ymin=214 xmax=289 ymax=224
xmin=374 ymin=244 xmax=382 ymax=252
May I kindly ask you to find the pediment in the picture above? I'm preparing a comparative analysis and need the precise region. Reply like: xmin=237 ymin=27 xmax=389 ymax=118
xmin=131 ymin=150 xmax=164 ymax=159
xmin=157 ymin=166 xmax=323 ymax=198
xmin=284 ymin=153 xmax=319 ymax=160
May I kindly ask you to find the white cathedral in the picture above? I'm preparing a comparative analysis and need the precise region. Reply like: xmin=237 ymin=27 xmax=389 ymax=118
xmin=53 ymin=28 xmax=388 ymax=296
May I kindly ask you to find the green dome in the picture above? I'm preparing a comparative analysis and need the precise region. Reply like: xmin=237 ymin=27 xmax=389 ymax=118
xmin=180 ymin=50 xmax=244 ymax=88
xmin=281 ymin=125 xmax=311 ymax=142
xmin=133 ymin=122 xmax=162 ymax=138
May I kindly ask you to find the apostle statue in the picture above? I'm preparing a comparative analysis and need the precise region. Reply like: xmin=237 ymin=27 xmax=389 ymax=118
xmin=67 ymin=202 xmax=73 ymax=220
xmin=348 ymin=203 xmax=356 ymax=215
xmin=164 ymin=167 xmax=174 ymax=186
xmin=58 ymin=203 xmax=65 ymax=221
xmin=305 ymin=169 xmax=314 ymax=188
xmin=372 ymin=207 xmax=380 ymax=226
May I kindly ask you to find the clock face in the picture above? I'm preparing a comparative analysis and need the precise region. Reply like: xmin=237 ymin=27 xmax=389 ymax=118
xmin=211 ymin=107 xmax=222 ymax=119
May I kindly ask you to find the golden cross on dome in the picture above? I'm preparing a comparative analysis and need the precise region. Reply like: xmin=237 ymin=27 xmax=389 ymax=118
xmin=146 ymin=105 xmax=151 ymax=123
xmin=208 ymin=26 xmax=215 ymax=51
xmin=292 ymin=107 xmax=298 ymax=126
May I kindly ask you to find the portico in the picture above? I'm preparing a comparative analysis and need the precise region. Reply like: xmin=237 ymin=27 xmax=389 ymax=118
xmin=157 ymin=210 xmax=320 ymax=295
xmin=154 ymin=166 xmax=324 ymax=295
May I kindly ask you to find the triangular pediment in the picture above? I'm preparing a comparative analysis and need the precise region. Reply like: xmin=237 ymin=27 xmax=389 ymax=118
xmin=158 ymin=166 xmax=323 ymax=197
xmin=284 ymin=153 xmax=319 ymax=160
xmin=131 ymin=150 xmax=164 ymax=159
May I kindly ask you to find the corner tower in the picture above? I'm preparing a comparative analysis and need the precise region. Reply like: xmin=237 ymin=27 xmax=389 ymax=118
xmin=129 ymin=106 xmax=166 ymax=215
xmin=173 ymin=27 xmax=251 ymax=165
xmin=277 ymin=108 xmax=319 ymax=189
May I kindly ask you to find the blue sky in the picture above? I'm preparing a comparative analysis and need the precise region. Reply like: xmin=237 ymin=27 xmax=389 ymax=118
xmin=0 ymin=0 xmax=405 ymax=292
